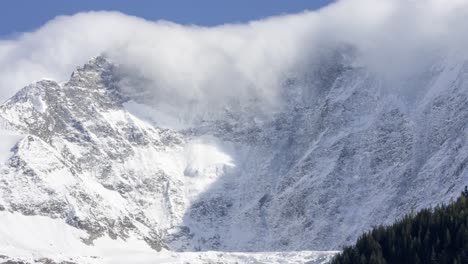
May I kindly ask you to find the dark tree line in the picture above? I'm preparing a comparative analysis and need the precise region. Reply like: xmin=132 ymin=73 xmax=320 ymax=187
xmin=331 ymin=186 xmax=468 ymax=264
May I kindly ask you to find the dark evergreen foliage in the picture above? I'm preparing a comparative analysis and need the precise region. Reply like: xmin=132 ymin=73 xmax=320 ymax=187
xmin=331 ymin=187 xmax=468 ymax=264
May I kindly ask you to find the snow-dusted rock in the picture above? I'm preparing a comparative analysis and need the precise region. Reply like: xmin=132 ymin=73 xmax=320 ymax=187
xmin=0 ymin=52 xmax=467 ymax=261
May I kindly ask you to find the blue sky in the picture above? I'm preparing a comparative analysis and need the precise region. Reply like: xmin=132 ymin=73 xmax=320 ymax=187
xmin=0 ymin=0 xmax=333 ymax=37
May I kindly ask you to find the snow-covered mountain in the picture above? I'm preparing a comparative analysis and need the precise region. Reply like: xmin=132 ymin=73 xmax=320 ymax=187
xmin=0 ymin=50 xmax=467 ymax=262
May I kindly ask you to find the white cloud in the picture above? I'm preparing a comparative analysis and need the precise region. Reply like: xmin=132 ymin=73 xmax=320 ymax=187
xmin=0 ymin=0 xmax=467 ymax=118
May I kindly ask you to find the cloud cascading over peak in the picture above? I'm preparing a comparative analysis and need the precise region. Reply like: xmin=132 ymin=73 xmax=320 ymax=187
xmin=0 ymin=0 xmax=467 ymax=118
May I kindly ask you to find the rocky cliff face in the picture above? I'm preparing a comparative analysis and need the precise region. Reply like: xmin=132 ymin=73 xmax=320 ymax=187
xmin=0 ymin=57 xmax=185 ymax=251
xmin=0 ymin=52 xmax=467 ymax=254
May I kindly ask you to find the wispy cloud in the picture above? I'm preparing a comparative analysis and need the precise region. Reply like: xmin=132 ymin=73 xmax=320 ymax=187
xmin=0 ymin=0 xmax=467 ymax=117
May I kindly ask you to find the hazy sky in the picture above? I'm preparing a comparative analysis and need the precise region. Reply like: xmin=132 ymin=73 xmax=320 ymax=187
xmin=0 ymin=0 xmax=333 ymax=37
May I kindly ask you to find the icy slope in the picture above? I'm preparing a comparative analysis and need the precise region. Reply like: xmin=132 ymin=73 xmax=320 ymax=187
xmin=0 ymin=53 xmax=466 ymax=260
xmin=0 ymin=211 xmax=335 ymax=264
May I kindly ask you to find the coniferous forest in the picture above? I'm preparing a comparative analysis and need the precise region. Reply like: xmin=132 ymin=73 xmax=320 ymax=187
xmin=331 ymin=187 xmax=468 ymax=264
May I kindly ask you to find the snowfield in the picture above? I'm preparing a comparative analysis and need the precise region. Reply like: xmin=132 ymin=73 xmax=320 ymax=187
xmin=0 ymin=212 xmax=336 ymax=264
xmin=0 ymin=128 xmax=23 ymax=164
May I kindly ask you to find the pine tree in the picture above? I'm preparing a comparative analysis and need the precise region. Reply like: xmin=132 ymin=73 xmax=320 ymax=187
xmin=330 ymin=186 xmax=468 ymax=264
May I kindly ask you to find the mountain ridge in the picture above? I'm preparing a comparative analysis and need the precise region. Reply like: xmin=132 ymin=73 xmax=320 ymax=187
xmin=0 ymin=53 xmax=466 ymax=258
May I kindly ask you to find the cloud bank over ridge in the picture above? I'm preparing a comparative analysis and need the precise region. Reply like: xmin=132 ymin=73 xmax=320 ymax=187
xmin=0 ymin=0 xmax=467 ymax=115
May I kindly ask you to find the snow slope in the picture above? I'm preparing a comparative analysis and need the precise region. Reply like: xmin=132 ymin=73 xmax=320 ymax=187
xmin=0 ymin=129 xmax=22 ymax=164
xmin=0 ymin=211 xmax=336 ymax=264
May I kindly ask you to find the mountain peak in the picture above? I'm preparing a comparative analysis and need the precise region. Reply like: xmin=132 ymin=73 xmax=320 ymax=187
xmin=75 ymin=55 xmax=114 ymax=74
xmin=67 ymin=55 xmax=119 ymax=90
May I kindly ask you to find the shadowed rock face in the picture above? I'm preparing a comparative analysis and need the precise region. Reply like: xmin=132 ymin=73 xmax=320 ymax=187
xmin=0 ymin=53 xmax=467 ymax=252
